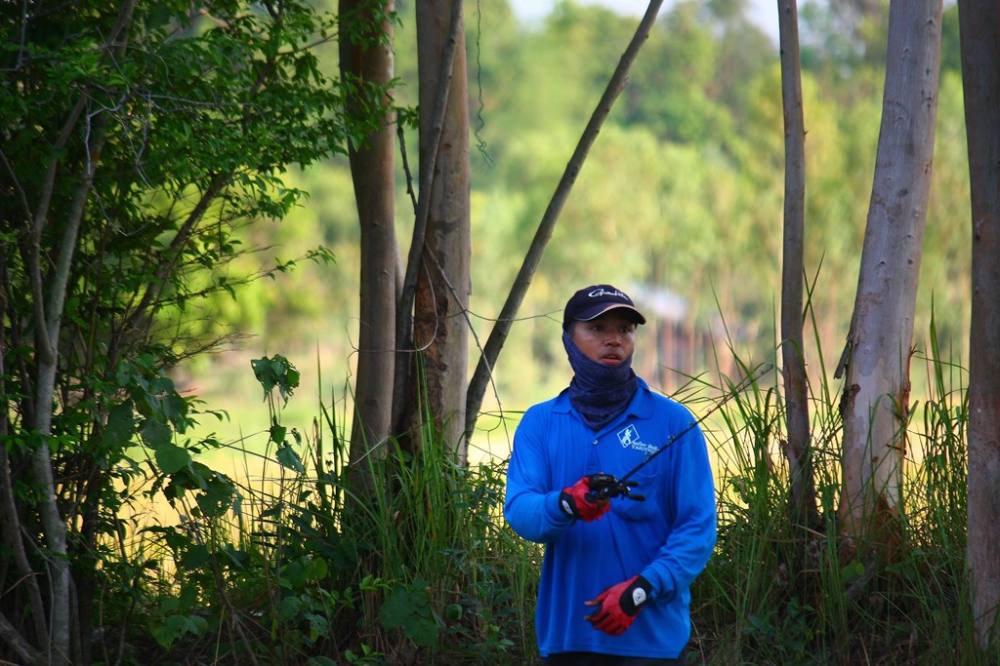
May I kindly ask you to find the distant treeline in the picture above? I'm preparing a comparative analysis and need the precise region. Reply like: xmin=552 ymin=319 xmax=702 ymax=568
xmin=190 ymin=0 xmax=969 ymax=404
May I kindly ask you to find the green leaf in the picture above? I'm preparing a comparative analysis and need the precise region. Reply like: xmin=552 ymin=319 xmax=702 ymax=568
xmin=102 ymin=402 xmax=134 ymax=449
xmin=304 ymin=557 xmax=328 ymax=582
xmin=841 ymin=559 xmax=865 ymax=584
xmin=279 ymin=595 xmax=302 ymax=621
xmin=164 ymin=394 xmax=189 ymax=431
xmin=180 ymin=544 xmax=211 ymax=569
xmin=379 ymin=579 xmax=439 ymax=648
xmin=280 ymin=559 xmax=307 ymax=590
xmin=195 ymin=474 xmax=235 ymax=518
xmin=306 ymin=657 xmax=339 ymax=666
xmin=141 ymin=419 xmax=171 ymax=450
xmin=222 ymin=544 xmax=250 ymax=570
xmin=276 ymin=444 xmax=304 ymax=473
xmin=305 ymin=612 xmax=328 ymax=642
xmin=445 ymin=603 xmax=463 ymax=622
xmin=269 ymin=422 xmax=287 ymax=444
xmin=251 ymin=354 xmax=300 ymax=403
xmin=155 ymin=443 xmax=191 ymax=474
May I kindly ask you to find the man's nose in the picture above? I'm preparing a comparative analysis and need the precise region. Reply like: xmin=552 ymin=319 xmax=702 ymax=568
xmin=606 ymin=331 xmax=622 ymax=345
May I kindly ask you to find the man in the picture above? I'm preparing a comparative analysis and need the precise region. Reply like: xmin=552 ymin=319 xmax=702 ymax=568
xmin=504 ymin=284 xmax=717 ymax=665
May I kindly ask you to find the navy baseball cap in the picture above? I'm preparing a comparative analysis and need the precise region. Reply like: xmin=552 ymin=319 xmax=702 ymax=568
xmin=562 ymin=284 xmax=646 ymax=330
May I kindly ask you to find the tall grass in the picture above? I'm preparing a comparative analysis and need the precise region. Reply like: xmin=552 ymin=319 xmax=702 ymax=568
xmin=119 ymin=328 xmax=997 ymax=665
xmin=123 ymin=359 xmax=539 ymax=664
xmin=691 ymin=326 xmax=988 ymax=665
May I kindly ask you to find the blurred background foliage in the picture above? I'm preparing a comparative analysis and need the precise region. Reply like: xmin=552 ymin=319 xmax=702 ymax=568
xmin=178 ymin=0 xmax=970 ymax=457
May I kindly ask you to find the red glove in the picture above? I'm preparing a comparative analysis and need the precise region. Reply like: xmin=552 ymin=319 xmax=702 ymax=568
xmin=585 ymin=575 xmax=653 ymax=635
xmin=559 ymin=476 xmax=611 ymax=521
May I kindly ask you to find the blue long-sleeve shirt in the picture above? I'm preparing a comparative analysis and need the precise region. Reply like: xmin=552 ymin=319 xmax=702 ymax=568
xmin=504 ymin=379 xmax=717 ymax=659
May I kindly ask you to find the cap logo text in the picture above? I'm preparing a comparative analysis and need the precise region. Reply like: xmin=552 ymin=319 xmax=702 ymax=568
xmin=588 ymin=288 xmax=626 ymax=299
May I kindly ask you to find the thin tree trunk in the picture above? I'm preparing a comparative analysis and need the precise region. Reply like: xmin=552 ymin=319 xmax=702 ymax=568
xmin=409 ymin=0 xmax=472 ymax=459
xmin=0 ymin=255 xmax=48 ymax=649
xmin=957 ymin=0 xmax=1000 ymax=648
xmin=391 ymin=0 xmax=464 ymax=442
xmin=32 ymin=134 xmax=106 ymax=665
xmin=837 ymin=0 xmax=942 ymax=545
xmin=25 ymin=8 xmax=136 ymax=650
xmin=464 ymin=0 xmax=666 ymax=442
xmin=777 ymin=0 xmax=818 ymax=529
xmin=340 ymin=0 xmax=398 ymax=490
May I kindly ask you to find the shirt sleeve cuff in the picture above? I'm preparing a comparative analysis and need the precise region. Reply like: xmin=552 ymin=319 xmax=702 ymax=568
xmin=640 ymin=563 xmax=677 ymax=602
xmin=545 ymin=490 xmax=575 ymax=525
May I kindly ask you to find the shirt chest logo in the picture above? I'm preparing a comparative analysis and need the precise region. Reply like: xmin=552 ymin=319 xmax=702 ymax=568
xmin=617 ymin=424 xmax=658 ymax=455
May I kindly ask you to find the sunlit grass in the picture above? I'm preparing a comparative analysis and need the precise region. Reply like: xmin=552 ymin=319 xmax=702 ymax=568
xmin=119 ymin=317 xmax=998 ymax=664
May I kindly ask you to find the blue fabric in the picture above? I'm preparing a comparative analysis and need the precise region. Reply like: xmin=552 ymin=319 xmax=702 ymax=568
xmin=562 ymin=332 xmax=638 ymax=432
xmin=504 ymin=380 xmax=717 ymax=659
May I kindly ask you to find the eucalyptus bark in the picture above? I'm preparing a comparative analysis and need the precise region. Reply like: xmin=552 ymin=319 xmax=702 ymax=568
xmin=777 ymin=0 xmax=818 ymax=529
xmin=957 ymin=0 xmax=1000 ymax=648
xmin=409 ymin=0 xmax=471 ymax=459
xmin=464 ymin=0 xmax=666 ymax=442
xmin=339 ymin=0 xmax=398 ymax=488
xmin=837 ymin=0 xmax=941 ymax=541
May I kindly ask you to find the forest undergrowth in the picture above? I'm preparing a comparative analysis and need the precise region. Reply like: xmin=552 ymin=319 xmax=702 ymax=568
xmin=109 ymin=333 xmax=996 ymax=665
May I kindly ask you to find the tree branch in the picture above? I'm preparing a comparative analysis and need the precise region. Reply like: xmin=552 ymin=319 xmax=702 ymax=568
xmin=0 ymin=611 xmax=40 ymax=665
xmin=119 ymin=172 xmax=230 ymax=336
xmin=464 ymin=0 xmax=666 ymax=440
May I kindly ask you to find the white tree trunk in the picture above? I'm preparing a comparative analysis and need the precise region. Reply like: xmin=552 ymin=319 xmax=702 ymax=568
xmin=838 ymin=0 xmax=942 ymax=539
xmin=957 ymin=0 xmax=1000 ymax=648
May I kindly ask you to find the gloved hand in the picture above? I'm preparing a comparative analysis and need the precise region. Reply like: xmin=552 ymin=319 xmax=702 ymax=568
xmin=559 ymin=475 xmax=611 ymax=521
xmin=584 ymin=575 xmax=653 ymax=635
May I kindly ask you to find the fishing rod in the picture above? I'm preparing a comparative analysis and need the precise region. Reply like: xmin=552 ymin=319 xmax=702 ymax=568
xmin=585 ymin=363 xmax=773 ymax=503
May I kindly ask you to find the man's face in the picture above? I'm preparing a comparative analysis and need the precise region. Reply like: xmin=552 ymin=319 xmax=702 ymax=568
xmin=570 ymin=310 xmax=637 ymax=367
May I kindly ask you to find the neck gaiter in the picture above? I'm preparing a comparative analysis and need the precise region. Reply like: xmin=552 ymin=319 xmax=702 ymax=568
xmin=562 ymin=331 xmax=638 ymax=432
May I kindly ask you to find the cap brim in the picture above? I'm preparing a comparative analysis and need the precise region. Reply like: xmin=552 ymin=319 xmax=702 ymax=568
xmin=575 ymin=303 xmax=646 ymax=325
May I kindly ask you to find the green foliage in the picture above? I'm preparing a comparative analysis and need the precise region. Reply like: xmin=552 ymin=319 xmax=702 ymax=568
xmin=252 ymin=354 xmax=301 ymax=404
xmin=379 ymin=579 xmax=440 ymax=648
xmin=118 ymin=334 xmax=991 ymax=664
xmin=207 ymin=0 xmax=972 ymax=416
xmin=0 ymin=0 xmax=388 ymax=660
xmin=690 ymin=325 xmax=989 ymax=664
xmin=1 ymin=0 xmax=984 ymax=663
xmin=119 ymin=357 xmax=538 ymax=663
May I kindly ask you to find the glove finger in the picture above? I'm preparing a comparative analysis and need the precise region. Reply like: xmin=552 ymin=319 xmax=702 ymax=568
xmin=587 ymin=589 xmax=609 ymax=606
xmin=588 ymin=608 xmax=609 ymax=627
xmin=593 ymin=610 xmax=616 ymax=631
xmin=595 ymin=615 xmax=621 ymax=635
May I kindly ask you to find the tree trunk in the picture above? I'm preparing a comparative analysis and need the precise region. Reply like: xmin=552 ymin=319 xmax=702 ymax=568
xmin=411 ymin=0 xmax=472 ymax=460
xmin=340 ymin=0 xmax=397 ymax=488
xmin=957 ymin=0 xmax=1000 ymax=648
xmin=837 ymin=0 xmax=942 ymax=545
xmin=777 ymin=0 xmax=818 ymax=529
xmin=30 ymin=122 xmax=108 ymax=666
